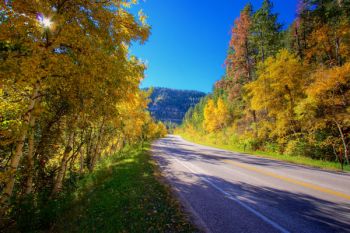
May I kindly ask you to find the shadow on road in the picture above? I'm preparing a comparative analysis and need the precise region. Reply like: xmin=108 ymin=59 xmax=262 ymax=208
xmin=152 ymin=136 xmax=350 ymax=233
xmin=167 ymin=171 xmax=350 ymax=233
xmin=154 ymin=137 xmax=350 ymax=177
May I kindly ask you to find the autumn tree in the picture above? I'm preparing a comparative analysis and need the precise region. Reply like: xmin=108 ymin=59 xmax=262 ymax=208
xmin=203 ymin=98 xmax=229 ymax=133
xmin=226 ymin=4 xmax=253 ymax=83
xmin=0 ymin=0 xmax=165 ymax=222
xmin=246 ymin=49 xmax=308 ymax=142
xmin=296 ymin=63 xmax=350 ymax=168
xmin=213 ymin=4 xmax=256 ymax=136
xmin=180 ymin=0 xmax=350 ymax=170
xmin=217 ymin=4 xmax=253 ymax=102
xmin=203 ymin=99 xmax=217 ymax=133
xmin=293 ymin=0 xmax=350 ymax=65
xmin=215 ymin=98 xmax=230 ymax=130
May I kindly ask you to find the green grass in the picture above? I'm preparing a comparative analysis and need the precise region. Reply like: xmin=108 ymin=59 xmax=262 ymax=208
xmin=52 ymin=144 xmax=197 ymax=233
xmin=179 ymin=132 xmax=350 ymax=172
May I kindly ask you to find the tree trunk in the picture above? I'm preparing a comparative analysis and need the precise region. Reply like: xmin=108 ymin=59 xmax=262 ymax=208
xmin=52 ymin=131 xmax=74 ymax=195
xmin=86 ymin=127 xmax=94 ymax=172
xmin=1 ymin=82 xmax=40 ymax=204
xmin=90 ymin=119 xmax=105 ymax=172
xmin=285 ymin=84 xmax=300 ymax=134
xmin=251 ymin=110 xmax=258 ymax=138
xmin=335 ymin=37 xmax=341 ymax=66
xmin=79 ymin=146 xmax=84 ymax=175
xmin=245 ymin=40 xmax=252 ymax=81
xmin=295 ymin=26 xmax=303 ymax=59
xmin=25 ymin=117 xmax=36 ymax=195
xmin=334 ymin=120 xmax=349 ymax=165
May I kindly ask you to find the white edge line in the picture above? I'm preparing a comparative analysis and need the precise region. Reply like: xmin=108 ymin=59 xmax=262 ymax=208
xmin=173 ymin=157 xmax=290 ymax=233
xmin=152 ymin=149 xmax=212 ymax=233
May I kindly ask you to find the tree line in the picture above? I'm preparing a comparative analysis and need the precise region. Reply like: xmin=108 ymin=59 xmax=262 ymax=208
xmin=181 ymin=0 xmax=349 ymax=169
xmin=0 ymin=0 xmax=166 ymax=226
xmin=147 ymin=87 xmax=206 ymax=124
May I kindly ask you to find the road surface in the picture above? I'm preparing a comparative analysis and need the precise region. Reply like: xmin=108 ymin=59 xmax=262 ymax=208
xmin=152 ymin=135 xmax=350 ymax=233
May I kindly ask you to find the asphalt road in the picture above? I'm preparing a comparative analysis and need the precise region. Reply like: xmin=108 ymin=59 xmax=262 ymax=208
xmin=152 ymin=135 xmax=350 ymax=233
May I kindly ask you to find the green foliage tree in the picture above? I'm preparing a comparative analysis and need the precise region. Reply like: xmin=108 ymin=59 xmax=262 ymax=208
xmin=250 ymin=0 xmax=282 ymax=64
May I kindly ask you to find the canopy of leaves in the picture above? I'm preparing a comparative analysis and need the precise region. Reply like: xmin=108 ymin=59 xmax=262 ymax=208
xmin=0 ymin=0 xmax=166 ymax=227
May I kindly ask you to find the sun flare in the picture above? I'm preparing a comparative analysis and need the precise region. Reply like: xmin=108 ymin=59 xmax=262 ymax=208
xmin=38 ymin=15 xmax=53 ymax=29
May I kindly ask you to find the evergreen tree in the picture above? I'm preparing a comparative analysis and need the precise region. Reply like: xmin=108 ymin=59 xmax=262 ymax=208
xmin=250 ymin=0 xmax=282 ymax=64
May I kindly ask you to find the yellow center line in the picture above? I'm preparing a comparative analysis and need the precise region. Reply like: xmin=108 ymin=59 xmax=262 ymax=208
xmin=223 ymin=159 xmax=350 ymax=201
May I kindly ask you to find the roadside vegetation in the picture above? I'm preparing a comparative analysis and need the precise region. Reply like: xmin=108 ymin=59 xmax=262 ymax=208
xmin=178 ymin=0 xmax=350 ymax=171
xmin=178 ymin=131 xmax=349 ymax=172
xmin=9 ymin=145 xmax=196 ymax=233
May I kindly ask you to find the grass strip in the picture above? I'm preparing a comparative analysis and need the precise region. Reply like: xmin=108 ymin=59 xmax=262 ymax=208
xmin=53 ymin=144 xmax=197 ymax=233
xmin=179 ymin=133 xmax=349 ymax=172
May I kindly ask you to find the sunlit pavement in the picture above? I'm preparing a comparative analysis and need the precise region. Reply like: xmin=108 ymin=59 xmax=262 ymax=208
xmin=152 ymin=135 xmax=350 ymax=233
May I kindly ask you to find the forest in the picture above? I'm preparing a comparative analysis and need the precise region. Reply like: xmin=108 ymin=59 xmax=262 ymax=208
xmin=179 ymin=0 xmax=350 ymax=170
xmin=147 ymin=87 xmax=205 ymax=124
xmin=0 ymin=0 xmax=167 ymax=229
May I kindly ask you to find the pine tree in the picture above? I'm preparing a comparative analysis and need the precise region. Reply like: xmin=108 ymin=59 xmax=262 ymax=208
xmin=250 ymin=0 xmax=282 ymax=64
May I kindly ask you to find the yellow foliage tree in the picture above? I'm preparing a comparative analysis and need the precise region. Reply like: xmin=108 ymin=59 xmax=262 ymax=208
xmin=245 ymin=49 xmax=308 ymax=141
xmin=203 ymin=98 xmax=229 ymax=133
xmin=215 ymin=98 xmax=229 ymax=130
xmin=306 ymin=19 xmax=350 ymax=66
xmin=0 ymin=0 xmax=162 ymax=210
xmin=296 ymin=62 xmax=350 ymax=166
xmin=203 ymin=99 xmax=217 ymax=133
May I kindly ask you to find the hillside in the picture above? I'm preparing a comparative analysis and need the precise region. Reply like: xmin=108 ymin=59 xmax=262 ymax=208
xmin=147 ymin=87 xmax=206 ymax=124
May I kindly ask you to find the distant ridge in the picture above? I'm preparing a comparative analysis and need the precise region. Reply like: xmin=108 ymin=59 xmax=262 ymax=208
xmin=146 ymin=87 xmax=206 ymax=124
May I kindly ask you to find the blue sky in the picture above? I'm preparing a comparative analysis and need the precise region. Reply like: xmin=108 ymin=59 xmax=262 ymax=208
xmin=131 ymin=0 xmax=298 ymax=93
